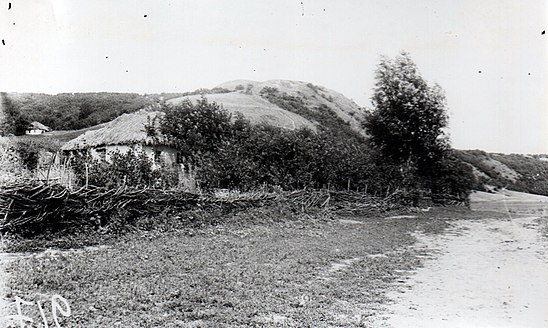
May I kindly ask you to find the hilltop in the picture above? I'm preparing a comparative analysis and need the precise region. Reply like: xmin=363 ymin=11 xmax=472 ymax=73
xmin=216 ymin=80 xmax=368 ymax=133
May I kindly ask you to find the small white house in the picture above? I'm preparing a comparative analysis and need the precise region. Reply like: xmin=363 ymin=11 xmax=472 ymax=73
xmin=61 ymin=109 xmax=180 ymax=168
xmin=26 ymin=121 xmax=51 ymax=135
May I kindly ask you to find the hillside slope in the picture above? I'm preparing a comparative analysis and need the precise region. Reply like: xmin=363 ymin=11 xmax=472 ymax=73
xmin=456 ymin=150 xmax=548 ymax=196
xmin=167 ymin=92 xmax=316 ymax=131
xmin=218 ymin=80 xmax=368 ymax=134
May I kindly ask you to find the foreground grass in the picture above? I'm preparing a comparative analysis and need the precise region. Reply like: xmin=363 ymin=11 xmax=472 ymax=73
xmin=4 ymin=207 xmax=464 ymax=327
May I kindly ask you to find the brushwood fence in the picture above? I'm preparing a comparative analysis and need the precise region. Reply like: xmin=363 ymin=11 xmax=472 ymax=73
xmin=0 ymin=183 xmax=464 ymax=236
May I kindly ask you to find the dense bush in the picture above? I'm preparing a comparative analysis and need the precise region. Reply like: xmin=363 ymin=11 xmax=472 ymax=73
xmin=197 ymin=123 xmax=373 ymax=191
xmin=157 ymin=98 xmax=378 ymax=192
xmin=159 ymin=97 xmax=233 ymax=161
xmin=429 ymin=151 xmax=477 ymax=198
xmin=13 ymin=137 xmax=62 ymax=170
xmin=155 ymin=96 xmax=475 ymax=200
xmin=69 ymin=150 xmax=177 ymax=189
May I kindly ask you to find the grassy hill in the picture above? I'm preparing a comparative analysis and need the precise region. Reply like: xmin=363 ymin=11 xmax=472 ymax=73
xmin=218 ymin=80 xmax=368 ymax=135
xmin=167 ymin=92 xmax=317 ymax=131
xmin=456 ymin=150 xmax=548 ymax=196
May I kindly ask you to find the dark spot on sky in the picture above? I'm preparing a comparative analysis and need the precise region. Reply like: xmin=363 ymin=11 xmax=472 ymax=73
xmin=263 ymin=48 xmax=266 ymax=51
xmin=542 ymin=30 xmax=545 ymax=35
xmin=528 ymin=73 xmax=531 ymax=75
xmin=144 ymin=15 xmax=147 ymax=18
xmin=1 ymin=40 xmax=5 ymax=46
xmin=8 ymin=2 xmax=11 ymax=10
xmin=126 ymin=70 xmax=129 ymax=73
xmin=106 ymin=56 xmax=109 ymax=59
xmin=478 ymin=70 xmax=482 ymax=73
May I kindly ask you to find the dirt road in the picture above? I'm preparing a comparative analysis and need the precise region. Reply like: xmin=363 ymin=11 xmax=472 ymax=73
xmin=373 ymin=191 xmax=548 ymax=327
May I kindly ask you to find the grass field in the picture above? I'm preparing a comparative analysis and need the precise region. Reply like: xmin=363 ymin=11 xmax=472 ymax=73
xmin=1 ymin=206 xmax=473 ymax=328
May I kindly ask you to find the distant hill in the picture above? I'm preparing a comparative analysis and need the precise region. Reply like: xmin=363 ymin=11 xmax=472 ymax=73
xmin=166 ymin=80 xmax=368 ymax=137
xmin=2 ymin=80 xmax=368 ymax=138
xmin=217 ymin=80 xmax=368 ymax=135
xmin=456 ymin=150 xmax=548 ymax=196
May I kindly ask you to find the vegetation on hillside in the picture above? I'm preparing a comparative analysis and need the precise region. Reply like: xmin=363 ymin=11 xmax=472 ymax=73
xmin=259 ymin=86 xmax=361 ymax=142
xmin=159 ymin=98 xmax=378 ymax=193
xmin=456 ymin=149 xmax=548 ymax=196
xmin=0 ymin=92 xmax=155 ymax=134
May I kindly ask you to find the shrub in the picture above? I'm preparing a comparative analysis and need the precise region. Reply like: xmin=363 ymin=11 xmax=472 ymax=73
xmin=69 ymin=150 xmax=177 ymax=189
xmin=13 ymin=137 xmax=62 ymax=171
xmin=0 ymin=137 xmax=31 ymax=185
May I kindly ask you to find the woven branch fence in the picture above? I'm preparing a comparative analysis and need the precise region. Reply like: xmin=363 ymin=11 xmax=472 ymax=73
xmin=0 ymin=182 xmax=463 ymax=236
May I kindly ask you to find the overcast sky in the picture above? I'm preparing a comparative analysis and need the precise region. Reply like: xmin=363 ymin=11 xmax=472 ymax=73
xmin=0 ymin=0 xmax=546 ymax=154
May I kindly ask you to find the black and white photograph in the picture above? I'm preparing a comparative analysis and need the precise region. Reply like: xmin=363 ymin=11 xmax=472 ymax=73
xmin=0 ymin=1 xmax=547 ymax=327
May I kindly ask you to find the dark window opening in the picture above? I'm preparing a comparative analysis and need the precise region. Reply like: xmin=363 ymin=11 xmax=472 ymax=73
xmin=96 ymin=147 xmax=106 ymax=160
xmin=154 ymin=150 xmax=162 ymax=163
xmin=176 ymin=152 xmax=184 ymax=164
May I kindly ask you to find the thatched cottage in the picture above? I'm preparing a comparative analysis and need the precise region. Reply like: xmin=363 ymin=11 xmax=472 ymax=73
xmin=26 ymin=121 xmax=51 ymax=135
xmin=61 ymin=109 xmax=178 ymax=167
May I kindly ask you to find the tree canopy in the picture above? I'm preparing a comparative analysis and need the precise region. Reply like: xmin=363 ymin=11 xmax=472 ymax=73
xmin=365 ymin=52 xmax=450 ymax=182
xmin=159 ymin=98 xmax=233 ymax=160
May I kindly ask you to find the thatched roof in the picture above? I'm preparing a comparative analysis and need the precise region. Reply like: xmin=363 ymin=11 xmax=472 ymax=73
xmin=28 ymin=121 xmax=51 ymax=131
xmin=61 ymin=109 xmax=166 ymax=151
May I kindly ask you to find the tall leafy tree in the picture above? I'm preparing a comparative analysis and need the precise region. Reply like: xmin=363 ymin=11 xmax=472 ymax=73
xmin=364 ymin=52 xmax=450 ymax=189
